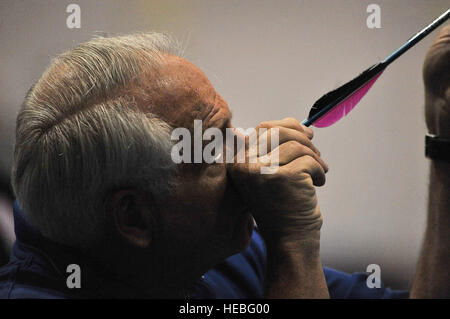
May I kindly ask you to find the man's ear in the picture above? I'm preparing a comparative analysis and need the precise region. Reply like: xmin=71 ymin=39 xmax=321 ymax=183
xmin=108 ymin=190 xmax=153 ymax=248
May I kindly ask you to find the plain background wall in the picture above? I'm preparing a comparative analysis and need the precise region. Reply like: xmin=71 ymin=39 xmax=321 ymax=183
xmin=0 ymin=0 xmax=448 ymax=289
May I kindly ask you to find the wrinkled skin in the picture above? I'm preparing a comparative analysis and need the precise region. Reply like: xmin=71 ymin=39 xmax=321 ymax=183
xmin=144 ymin=55 xmax=328 ymax=277
xmin=109 ymin=54 xmax=329 ymax=297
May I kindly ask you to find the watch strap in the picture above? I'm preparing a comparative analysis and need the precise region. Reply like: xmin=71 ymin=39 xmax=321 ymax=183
xmin=425 ymin=134 xmax=450 ymax=162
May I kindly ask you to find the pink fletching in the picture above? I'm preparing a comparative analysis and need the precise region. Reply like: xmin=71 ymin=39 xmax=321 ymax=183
xmin=313 ymin=71 xmax=383 ymax=128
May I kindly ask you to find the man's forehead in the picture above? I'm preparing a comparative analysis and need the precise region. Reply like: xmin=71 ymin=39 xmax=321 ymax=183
xmin=144 ymin=55 xmax=231 ymax=130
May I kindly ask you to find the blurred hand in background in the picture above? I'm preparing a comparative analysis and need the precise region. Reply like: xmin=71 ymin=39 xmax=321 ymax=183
xmin=423 ymin=25 xmax=450 ymax=138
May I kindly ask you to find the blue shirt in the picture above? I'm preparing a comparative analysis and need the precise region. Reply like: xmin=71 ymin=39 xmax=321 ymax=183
xmin=0 ymin=202 xmax=408 ymax=299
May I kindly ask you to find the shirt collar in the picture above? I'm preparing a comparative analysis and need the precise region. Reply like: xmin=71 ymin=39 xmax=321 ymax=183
xmin=12 ymin=201 xmax=147 ymax=298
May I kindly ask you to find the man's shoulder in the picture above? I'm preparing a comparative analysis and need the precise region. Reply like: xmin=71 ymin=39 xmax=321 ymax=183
xmin=192 ymin=229 xmax=266 ymax=299
xmin=0 ymin=243 xmax=69 ymax=299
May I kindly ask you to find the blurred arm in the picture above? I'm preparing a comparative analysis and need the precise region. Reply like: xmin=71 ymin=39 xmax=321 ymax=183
xmin=410 ymin=26 xmax=450 ymax=298
xmin=411 ymin=161 xmax=450 ymax=298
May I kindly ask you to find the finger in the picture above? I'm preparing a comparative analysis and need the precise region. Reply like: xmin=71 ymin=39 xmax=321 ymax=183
xmin=277 ymin=126 xmax=321 ymax=155
xmin=255 ymin=126 xmax=321 ymax=157
xmin=281 ymin=155 xmax=327 ymax=187
xmin=257 ymin=117 xmax=314 ymax=139
xmin=262 ymin=140 xmax=329 ymax=173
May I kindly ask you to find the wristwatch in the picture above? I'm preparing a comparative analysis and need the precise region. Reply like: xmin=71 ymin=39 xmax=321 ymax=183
xmin=425 ymin=134 xmax=450 ymax=162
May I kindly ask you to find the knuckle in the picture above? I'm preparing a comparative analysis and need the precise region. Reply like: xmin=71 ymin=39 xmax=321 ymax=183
xmin=284 ymin=117 xmax=303 ymax=129
xmin=304 ymin=154 xmax=316 ymax=162
xmin=301 ymin=155 xmax=317 ymax=167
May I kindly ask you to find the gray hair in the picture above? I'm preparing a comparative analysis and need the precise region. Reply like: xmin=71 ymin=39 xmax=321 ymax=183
xmin=12 ymin=33 xmax=179 ymax=248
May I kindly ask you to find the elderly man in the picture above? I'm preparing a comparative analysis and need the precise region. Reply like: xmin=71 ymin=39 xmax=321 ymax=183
xmin=0 ymin=28 xmax=448 ymax=298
